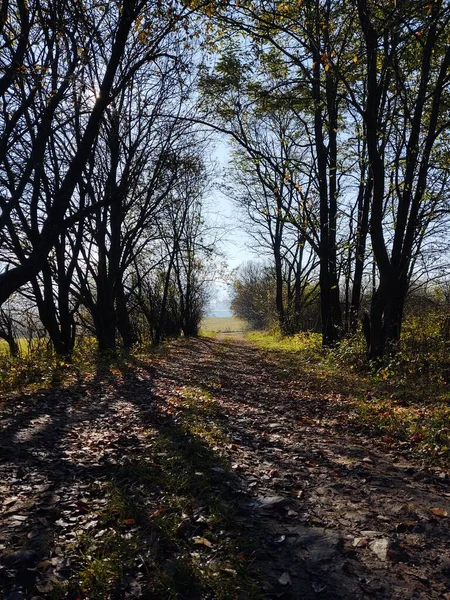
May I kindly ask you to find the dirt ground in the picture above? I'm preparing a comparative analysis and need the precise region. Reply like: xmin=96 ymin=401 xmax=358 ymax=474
xmin=1 ymin=336 xmax=450 ymax=599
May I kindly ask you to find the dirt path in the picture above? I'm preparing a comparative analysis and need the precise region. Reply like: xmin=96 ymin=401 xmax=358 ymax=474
xmin=1 ymin=336 xmax=450 ymax=599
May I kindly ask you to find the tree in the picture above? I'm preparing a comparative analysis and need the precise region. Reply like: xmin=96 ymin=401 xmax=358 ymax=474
xmin=231 ymin=262 xmax=275 ymax=329
xmin=123 ymin=143 xmax=213 ymax=345
xmin=0 ymin=306 xmax=19 ymax=357
xmin=73 ymin=73 xmax=199 ymax=352
xmin=195 ymin=0 xmax=450 ymax=356
xmin=357 ymin=0 xmax=450 ymax=357
xmin=226 ymin=125 xmax=319 ymax=334
xmin=0 ymin=0 xmax=197 ymax=306
xmin=199 ymin=1 xmax=365 ymax=345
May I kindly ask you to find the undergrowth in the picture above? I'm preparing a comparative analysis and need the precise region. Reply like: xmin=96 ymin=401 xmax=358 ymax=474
xmin=247 ymin=314 xmax=450 ymax=460
xmin=0 ymin=337 xmax=169 ymax=394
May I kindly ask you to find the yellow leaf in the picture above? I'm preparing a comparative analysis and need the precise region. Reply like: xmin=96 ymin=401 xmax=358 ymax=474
xmin=193 ymin=536 xmax=213 ymax=547
xmin=353 ymin=56 xmax=358 ymax=63
xmin=431 ymin=508 xmax=448 ymax=517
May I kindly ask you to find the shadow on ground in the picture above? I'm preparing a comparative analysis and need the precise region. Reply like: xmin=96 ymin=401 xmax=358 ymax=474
xmin=0 ymin=337 xmax=449 ymax=599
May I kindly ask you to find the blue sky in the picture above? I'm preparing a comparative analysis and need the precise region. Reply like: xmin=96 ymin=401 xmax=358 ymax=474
xmin=204 ymin=138 xmax=252 ymax=308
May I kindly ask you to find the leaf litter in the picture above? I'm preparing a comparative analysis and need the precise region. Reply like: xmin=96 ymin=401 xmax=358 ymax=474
xmin=0 ymin=336 xmax=449 ymax=598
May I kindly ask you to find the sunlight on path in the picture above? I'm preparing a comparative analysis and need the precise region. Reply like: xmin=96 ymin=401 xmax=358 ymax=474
xmin=1 ymin=338 xmax=449 ymax=599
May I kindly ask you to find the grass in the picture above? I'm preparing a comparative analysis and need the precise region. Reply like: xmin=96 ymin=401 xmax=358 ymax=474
xmin=247 ymin=322 xmax=450 ymax=460
xmin=200 ymin=316 xmax=247 ymax=335
xmin=0 ymin=336 xmax=99 ymax=394
xmin=0 ymin=335 xmax=170 ymax=395
xmin=59 ymin=383 xmax=265 ymax=599
xmin=0 ymin=336 xmax=39 ymax=355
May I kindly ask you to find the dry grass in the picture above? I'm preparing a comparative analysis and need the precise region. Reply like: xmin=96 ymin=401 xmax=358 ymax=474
xmin=200 ymin=316 xmax=247 ymax=334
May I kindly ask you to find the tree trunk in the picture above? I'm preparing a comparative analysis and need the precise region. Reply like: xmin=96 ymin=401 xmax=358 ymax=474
xmin=93 ymin=303 xmax=117 ymax=353
xmin=350 ymin=178 xmax=372 ymax=334
xmin=274 ymin=250 xmax=285 ymax=331
xmin=116 ymin=282 xmax=137 ymax=349
xmin=0 ymin=309 xmax=19 ymax=357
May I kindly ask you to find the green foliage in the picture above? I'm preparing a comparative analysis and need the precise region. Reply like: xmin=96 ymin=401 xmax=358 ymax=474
xmin=231 ymin=263 xmax=276 ymax=330
xmin=0 ymin=336 xmax=133 ymax=394
xmin=230 ymin=262 xmax=321 ymax=334
xmin=0 ymin=345 xmax=70 ymax=393
xmin=333 ymin=312 xmax=450 ymax=385
xmin=248 ymin=312 xmax=450 ymax=460
xmin=247 ymin=329 xmax=322 ymax=357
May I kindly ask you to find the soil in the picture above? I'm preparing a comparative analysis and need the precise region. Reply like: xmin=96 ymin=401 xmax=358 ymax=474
xmin=1 ymin=336 xmax=450 ymax=599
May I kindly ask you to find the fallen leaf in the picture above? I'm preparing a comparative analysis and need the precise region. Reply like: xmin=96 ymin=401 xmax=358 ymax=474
xmin=278 ymin=571 xmax=292 ymax=586
xmin=353 ymin=536 xmax=369 ymax=547
xmin=431 ymin=508 xmax=448 ymax=518
xmin=3 ymin=496 xmax=18 ymax=507
xmin=291 ymin=489 xmax=303 ymax=499
xmin=192 ymin=536 xmax=213 ymax=547
xmin=369 ymin=538 xmax=391 ymax=561
xmin=123 ymin=518 xmax=136 ymax=526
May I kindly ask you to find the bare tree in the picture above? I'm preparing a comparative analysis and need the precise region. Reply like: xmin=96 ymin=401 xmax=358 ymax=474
xmin=0 ymin=0 xmax=196 ymax=306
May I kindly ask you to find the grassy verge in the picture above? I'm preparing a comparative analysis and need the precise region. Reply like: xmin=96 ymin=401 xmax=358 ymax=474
xmin=247 ymin=325 xmax=450 ymax=460
xmin=0 ymin=337 xmax=170 ymax=395
xmin=0 ymin=337 xmax=113 ymax=395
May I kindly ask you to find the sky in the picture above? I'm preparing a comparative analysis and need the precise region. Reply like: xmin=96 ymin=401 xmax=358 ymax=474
xmin=203 ymin=137 xmax=253 ymax=310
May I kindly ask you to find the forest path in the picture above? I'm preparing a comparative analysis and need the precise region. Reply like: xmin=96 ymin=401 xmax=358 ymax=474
xmin=156 ymin=336 xmax=450 ymax=599
xmin=1 ymin=336 xmax=450 ymax=599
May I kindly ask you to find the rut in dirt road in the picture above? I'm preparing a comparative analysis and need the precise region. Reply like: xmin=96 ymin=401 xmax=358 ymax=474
xmin=155 ymin=336 xmax=450 ymax=600
xmin=0 ymin=335 xmax=449 ymax=600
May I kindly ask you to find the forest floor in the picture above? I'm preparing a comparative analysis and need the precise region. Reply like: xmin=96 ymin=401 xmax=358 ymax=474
xmin=1 ymin=335 xmax=450 ymax=599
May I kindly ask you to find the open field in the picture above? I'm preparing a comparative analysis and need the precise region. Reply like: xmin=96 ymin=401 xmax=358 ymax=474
xmin=200 ymin=316 xmax=247 ymax=334
xmin=0 ymin=319 xmax=249 ymax=355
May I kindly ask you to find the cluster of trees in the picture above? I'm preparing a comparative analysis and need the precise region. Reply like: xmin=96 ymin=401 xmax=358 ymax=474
xmin=231 ymin=261 xmax=320 ymax=331
xmin=0 ymin=0 xmax=215 ymax=357
xmin=1 ymin=0 xmax=450 ymax=362
xmin=197 ymin=0 xmax=450 ymax=358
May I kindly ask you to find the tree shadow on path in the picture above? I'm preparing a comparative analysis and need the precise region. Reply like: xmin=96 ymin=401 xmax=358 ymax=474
xmin=1 ymin=338 xmax=449 ymax=599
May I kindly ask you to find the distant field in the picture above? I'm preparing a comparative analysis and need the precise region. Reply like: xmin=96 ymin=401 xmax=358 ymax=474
xmin=200 ymin=316 xmax=248 ymax=334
